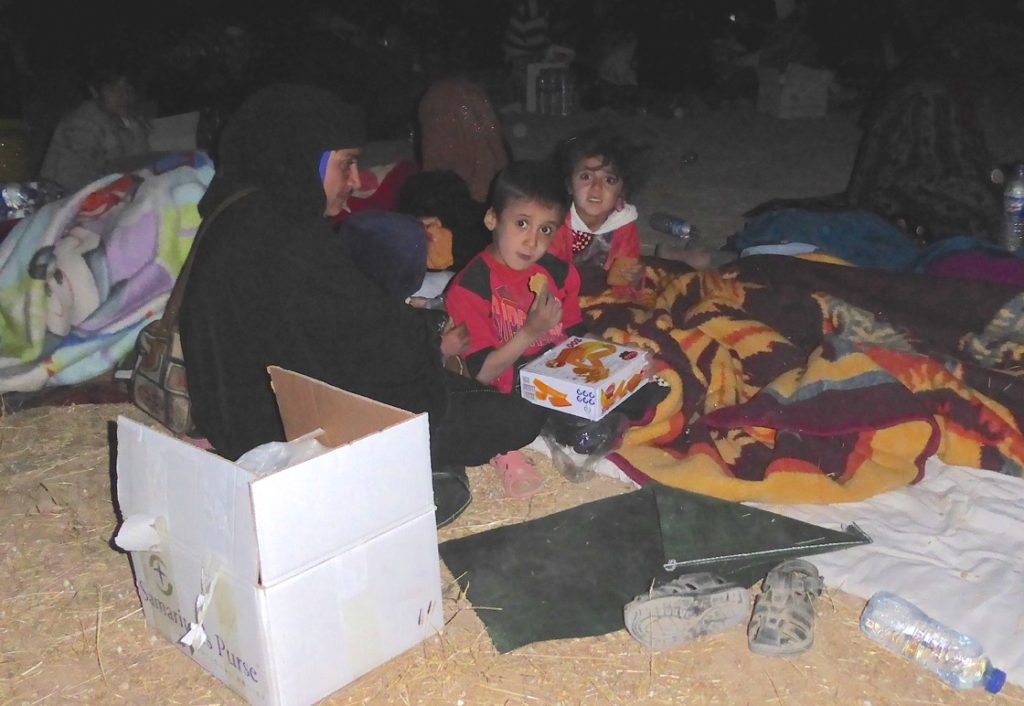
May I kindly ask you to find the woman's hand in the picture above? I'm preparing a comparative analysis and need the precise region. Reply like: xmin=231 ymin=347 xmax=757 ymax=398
xmin=440 ymin=320 xmax=470 ymax=357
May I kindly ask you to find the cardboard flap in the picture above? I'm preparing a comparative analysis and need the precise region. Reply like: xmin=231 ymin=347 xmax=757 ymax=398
xmin=250 ymin=412 xmax=433 ymax=585
xmin=115 ymin=417 xmax=260 ymax=582
xmin=268 ymin=367 xmax=415 ymax=446
xmin=118 ymin=369 xmax=434 ymax=592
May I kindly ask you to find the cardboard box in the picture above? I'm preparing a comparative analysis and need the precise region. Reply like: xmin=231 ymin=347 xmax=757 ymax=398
xmin=519 ymin=337 xmax=649 ymax=420
xmin=757 ymin=63 xmax=833 ymax=119
xmin=148 ymin=111 xmax=200 ymax=152
xmin=115 ymin=367 xmax=443 ymax=706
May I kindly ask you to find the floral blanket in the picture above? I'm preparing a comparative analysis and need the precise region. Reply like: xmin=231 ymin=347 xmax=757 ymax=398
xmin=0 ymin=153 xmax=214 ymax=392
xmin=585 ymin=255 xmax=1024 ymax=503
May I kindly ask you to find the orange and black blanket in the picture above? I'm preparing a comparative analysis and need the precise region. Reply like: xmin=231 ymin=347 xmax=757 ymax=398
xmin=583 ymin=255 xmax=1024 ymax=503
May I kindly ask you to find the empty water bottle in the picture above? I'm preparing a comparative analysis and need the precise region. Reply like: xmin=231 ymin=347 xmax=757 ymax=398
xmin=859 ymin=591 xmax=1006 ymax=694
xmin=536 ymin=69 xmax=552 ymax=115
xmin=556 ymin=68 xmax=569 ymax=116
xmin=1002 ymin=163 xmax=1024 ymax=252
xmin=649 ymin=212 xmax=697 ymax=241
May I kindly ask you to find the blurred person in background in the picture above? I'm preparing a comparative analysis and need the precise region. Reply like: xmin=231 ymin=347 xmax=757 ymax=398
xmin=40 ymin=66 xmax=151 ymax=192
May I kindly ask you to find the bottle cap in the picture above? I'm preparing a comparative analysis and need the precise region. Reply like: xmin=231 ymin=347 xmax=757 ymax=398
xmin=985 ymin=667 xmax=1007 ymax=694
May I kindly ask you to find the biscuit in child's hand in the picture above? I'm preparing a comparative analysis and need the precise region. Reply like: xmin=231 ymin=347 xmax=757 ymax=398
xmin=607 ymin=256 xmax=640 ymax=287
xmin=529 ymin=273 xmax=548 ymax=296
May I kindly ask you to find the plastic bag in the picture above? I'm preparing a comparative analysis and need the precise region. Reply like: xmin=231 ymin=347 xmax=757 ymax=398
xmin=235 ymin=429 xmax=331 ymax=476
xmin=540 ymin=412 xmax=630 ymax=483
xmin=1 ymin=180 xmax=65 ymax=220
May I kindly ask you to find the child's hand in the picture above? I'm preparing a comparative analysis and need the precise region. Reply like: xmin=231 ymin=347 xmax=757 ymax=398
xmin=607 ymin=256 xmax=642 ymax=288
xmin=440 ymin=320 xmax=470 ymax=357
xmin=525 ymin=289 xmax=562 ymax=337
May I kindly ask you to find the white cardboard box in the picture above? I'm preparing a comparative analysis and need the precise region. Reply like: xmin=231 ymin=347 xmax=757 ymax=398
xmin=757 ymin=63 xmax=834 ymax=119
xmin=519 ymin=337 xmax=649 ymax=420
xmin=115 ymin=367 xmax=444 ymax=706
xmin=148 ymin=111 xmax=200 ymax=152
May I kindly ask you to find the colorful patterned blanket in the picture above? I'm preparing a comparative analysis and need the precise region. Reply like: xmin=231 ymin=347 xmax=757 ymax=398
xmin=0 ymin=154 xmax=214 ymax=393
xmin=585 ymin=255 xmax=1024 ymax=503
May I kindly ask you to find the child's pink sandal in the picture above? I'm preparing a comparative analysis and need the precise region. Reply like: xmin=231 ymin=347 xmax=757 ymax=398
xmin=491 ymin=451 xmax=543 ymax=498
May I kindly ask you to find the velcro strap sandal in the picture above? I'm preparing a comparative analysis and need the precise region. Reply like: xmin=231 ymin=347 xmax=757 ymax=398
xmin=624 ymin=572 xmax=752 ymax=651
xmin=747 ymin=558 xmax=824 ymax=657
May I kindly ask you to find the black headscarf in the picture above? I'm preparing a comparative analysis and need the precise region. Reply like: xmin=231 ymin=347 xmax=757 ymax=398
xmin=181 ymin=84 xmax=446 ymax=460
xmin=201 ymin=83 xmax=366 ymax=217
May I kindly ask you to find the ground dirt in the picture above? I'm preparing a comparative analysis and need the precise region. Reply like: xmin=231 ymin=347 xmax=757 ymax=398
xmin=3 ymin=103 xmax=1022 ymax=705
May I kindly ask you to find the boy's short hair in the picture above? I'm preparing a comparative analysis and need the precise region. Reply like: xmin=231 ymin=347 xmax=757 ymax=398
xmin=488 ymin=160 xmax=568 ymax=217
xmin=553 ymin=127 xmax=640 ymax=196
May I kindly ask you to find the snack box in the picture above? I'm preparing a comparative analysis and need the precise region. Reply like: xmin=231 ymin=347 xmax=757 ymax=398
xmin=519 ymin=337 xmax=649 ymax=420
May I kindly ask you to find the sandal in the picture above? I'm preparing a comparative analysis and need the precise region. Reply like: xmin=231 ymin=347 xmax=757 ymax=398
xmin=747 ymin=558 xmax=823 ymax=657
xmin=624 ymin=572 xmax=751 ymax=651
xmin=491 ymin=451 xmax=543 ymax=498
xmin=432 ymin=465 xmax=471 ymax=528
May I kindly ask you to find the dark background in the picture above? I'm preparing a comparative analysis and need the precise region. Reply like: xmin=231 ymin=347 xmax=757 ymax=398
xmin=1 ymin=0 xmax=1021 ymax=170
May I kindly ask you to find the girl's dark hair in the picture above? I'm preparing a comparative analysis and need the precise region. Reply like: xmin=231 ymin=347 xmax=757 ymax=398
xmin=552 ymin=127 xmax=639 ymax=196
xmin=488 ymin=159 xmax=568 ymax=216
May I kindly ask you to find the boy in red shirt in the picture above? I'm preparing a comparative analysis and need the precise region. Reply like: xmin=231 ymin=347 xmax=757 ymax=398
xmin=446 ymin=160 xmax=587 ymax=496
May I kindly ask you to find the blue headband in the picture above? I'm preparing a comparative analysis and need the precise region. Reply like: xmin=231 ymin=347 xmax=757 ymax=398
xmin=318 ymin=151 xmax=331 ymax=182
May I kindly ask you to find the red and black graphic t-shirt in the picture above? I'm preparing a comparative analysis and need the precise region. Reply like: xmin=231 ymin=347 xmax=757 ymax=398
xmin=446 ymin=248 xmax=583 ymax=393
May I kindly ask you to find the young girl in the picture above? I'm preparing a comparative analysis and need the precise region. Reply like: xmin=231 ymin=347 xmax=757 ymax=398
xmin=549 ymin=127 xmax=644 ymax=297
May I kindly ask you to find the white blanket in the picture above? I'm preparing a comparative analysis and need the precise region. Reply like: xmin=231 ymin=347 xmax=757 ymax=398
xmin=757 ymin=457 xmax=1024 ymax=686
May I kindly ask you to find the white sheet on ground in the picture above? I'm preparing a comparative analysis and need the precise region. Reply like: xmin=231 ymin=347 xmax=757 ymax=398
xmin=526 ymin=440 xmax=1024 ymax=685
xmin=755 ymin=456 xmax=1024 ymax=686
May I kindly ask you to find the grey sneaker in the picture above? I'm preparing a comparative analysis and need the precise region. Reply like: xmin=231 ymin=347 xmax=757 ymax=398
xmin=624 ymin=572 xmax=751 ymax=651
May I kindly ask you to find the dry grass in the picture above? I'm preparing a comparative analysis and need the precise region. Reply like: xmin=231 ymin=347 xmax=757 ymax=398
xmin=5 ymin=102 xmax=1024 ymax=704
xmin=1 ymin=402 xmax=1020 ymax=705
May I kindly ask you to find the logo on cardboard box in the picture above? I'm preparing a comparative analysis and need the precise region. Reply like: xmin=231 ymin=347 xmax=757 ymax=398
xmin=545 ymin=339 xmax=639 ymax=383
xmin=149 ymin=555 xmax=174 ymax=596
xmin=599 ymin=370 xmax=646 ymax=412
xmin=136 ymin=555 xmax=262 ymax=688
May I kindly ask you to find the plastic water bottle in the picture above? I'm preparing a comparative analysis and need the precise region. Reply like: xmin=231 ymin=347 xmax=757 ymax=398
xmin=556 ymin=68 xmax=574 ymax=116
xmin=859 ymin=591 xmax=1006 ymax=693
xmin=536 ymin=69 xmax=551 ymax=115
xmin=550 ymin=68 xmax=565 ymax=116
xmin=1002 ymin=163 xmax=1024 ymax=252
xmin=649 ymin=212 xmax=698 ymax=241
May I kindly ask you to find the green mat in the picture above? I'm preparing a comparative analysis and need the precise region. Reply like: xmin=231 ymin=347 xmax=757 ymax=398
xmin=438 ymin=484 xmax=869 ymax=653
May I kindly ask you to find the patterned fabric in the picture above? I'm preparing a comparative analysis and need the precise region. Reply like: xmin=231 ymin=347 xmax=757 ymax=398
xmin=0 ymin=153 xmax=213 ymax=392
xmin=846 ymin=81 xmax=1000 ymax=242
xmin=581 ymin=255 xmax=1024 ymax=503
xmin=744 ymin=80 xmax=1001 ymax=246
xmin=418 ymin=78 xmax=508 ymax=203
xmin=502 ymin=0 xmax=551 ymax=61
xmin=571 ymin=229 xmax=593 ymax=254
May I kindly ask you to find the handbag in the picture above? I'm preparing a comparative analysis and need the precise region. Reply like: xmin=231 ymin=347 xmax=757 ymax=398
xmin=128 ymin=188 xmax=255 ymax=435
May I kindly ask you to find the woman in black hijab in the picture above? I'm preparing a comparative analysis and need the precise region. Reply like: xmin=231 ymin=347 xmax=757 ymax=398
xmin=180 ymin=84 xmax=547 ymax=526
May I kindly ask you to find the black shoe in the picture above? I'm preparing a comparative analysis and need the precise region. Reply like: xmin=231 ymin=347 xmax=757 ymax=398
xmin=432 ymin=464 xmax=471 ymax=528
